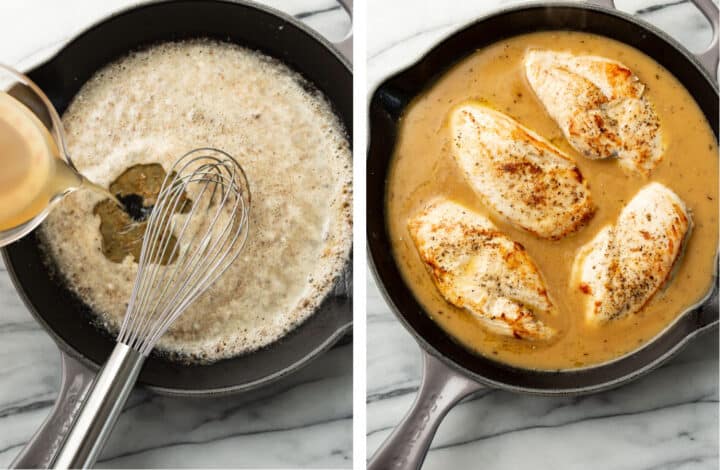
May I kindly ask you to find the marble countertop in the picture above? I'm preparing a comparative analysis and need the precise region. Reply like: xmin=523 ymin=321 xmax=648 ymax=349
xmin=366 ymin=0 xmax=718 ymax=469
xmin=0 ymin=1 xmax=352 ymax=468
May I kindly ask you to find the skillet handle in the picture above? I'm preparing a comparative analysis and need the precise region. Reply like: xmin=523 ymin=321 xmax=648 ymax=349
xmin=368 ymin=351 xmax=483 ymax=470
xmin=690 ymin=0 xmax=719 ymax=77
xmin=10 ymin=351 xmax=96 ymax=469
xmin=334 ymin=0 xmax=353 ymax=64
xmin=585 ymin=0 xmax=616 ymax=8
xmin=52 ymin=343 xmax=144 ymax=469
xmin=587 ymin=0 xmax=719 ymax=78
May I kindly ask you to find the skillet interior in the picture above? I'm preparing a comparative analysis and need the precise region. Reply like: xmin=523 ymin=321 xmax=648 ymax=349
xmin=368 ymin=3 xmax=718 ymax=393
xmin=2 ymin=0 xmax=352 ymax=395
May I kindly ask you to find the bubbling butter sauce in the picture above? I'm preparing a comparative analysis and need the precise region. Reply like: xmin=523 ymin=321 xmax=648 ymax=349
xmin=387 ymin=31 xmax=718 ymax=370
xmin=40 ymin=40 xmax=352 ymax=362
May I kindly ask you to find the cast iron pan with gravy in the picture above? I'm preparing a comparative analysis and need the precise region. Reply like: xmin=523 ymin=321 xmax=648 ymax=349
xmin=4 ymin=1 xmax=352 ymax=467
xmin=366 ymin=1 xmax=717 ymax=468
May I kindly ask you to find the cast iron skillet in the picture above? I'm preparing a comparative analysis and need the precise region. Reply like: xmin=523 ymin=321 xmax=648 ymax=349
xmin=4 ymin=0 xmax=352 ymax=467
xmin=367 ymin=1 xmax=718 ymax=468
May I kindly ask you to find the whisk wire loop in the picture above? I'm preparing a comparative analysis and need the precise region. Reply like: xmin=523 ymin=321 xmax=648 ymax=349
xmin=117 ymin=148 xmax=250 ymax=356
xmin=140 ymin=174 xmax=242 ymax=353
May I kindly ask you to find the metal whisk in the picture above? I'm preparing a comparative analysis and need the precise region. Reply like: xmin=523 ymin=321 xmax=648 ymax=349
xmin=52 ymin=148 xmax=250 ymax=469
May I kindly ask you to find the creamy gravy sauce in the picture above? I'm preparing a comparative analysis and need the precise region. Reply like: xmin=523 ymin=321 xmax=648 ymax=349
xmin=387 ymin=31 xmax=718 ymax=370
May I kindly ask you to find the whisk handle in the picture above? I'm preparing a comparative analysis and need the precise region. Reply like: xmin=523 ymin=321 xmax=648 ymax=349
xmin=52 ymin=343 xmax=144 ymax=469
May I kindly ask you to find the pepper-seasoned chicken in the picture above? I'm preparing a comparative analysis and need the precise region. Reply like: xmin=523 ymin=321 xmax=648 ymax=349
xmin=408 ymin=199 xmax=556 ymax=340
xmin=449 ymin=102 xmax=595 ymax=240
xmin=572 ymin=183 xmax=691 ymax=324
xmin=524 ymin=50 xmax=663 ymax=176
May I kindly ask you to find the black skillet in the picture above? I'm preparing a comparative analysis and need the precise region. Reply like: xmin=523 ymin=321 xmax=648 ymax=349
xmin=4 ymin=0 xmax=352 ymax=467
xmin=367 ymin=1 xmax=718 ymax=468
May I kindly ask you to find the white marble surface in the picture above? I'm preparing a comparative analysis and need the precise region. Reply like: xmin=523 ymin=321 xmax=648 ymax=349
xmin=0 ymin=1 xmax=352 ymax=468
xmin=367 ymin=1 xmax=719 ymax=469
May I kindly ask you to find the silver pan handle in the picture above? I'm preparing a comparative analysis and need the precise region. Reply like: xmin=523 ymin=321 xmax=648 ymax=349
xmin=52 ymin=343 xmax=144 ymax=469
xmin=587 ymin=0 xmax=719 ymax=78
xmin=335 ymin=0 xmax=353 ymax=64
xmin=11 ymin=345 xmax=144 ymax=469
xmin=10 ymin=352 xmax=96 ymax=469
xmin=367 ymin=351 xmax=483 ymax=470
xmin=692 ymin=0 xmax=719 ymax=77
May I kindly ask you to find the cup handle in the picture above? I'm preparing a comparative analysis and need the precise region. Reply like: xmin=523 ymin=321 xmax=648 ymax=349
xmin=367 ymin=351 xmax=483 ymax=470
xmin=334 ymin=0 xmax=353 ymax=64
xmin=10 ymin=351 xmax=96 ymax=469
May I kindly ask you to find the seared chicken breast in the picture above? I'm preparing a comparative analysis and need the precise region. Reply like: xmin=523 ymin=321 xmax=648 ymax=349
xmin=449 ymin=103 xmax=595 ymax=240
xmin=524 ymin=50 xmax=663 ymax=176
xmin=408 ymin=199 xmax=556 ymax=340
xmin=572 ymin=183 xmax=691 ymax=324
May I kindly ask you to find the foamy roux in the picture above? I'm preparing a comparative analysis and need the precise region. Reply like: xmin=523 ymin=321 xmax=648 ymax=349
xmin=40 ymin=40 xmax=352 ymax=362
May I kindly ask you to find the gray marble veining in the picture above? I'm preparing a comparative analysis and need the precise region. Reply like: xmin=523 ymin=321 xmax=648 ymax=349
xmin=366 ymin=1 xmax=719 ymax=469
xmin=0 ymin=1 xmax=352 ymax=468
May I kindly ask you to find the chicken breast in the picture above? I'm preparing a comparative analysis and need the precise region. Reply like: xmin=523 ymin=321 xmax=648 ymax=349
xmin=572 ymin=183 xmax=691 ymax=324
xmin=449 ymin=102 xmax=595 ymax=240
xmin=408 ymin=198 xmax=556 ymax=340
xmin=524 ymin=50 xmax=663 ymax=176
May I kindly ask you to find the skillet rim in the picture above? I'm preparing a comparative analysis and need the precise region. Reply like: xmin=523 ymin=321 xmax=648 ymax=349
xmin=1 ymin=0 xmax=353 ymax=397
xmin=367 ymin=1 xmax=719 ymax=395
